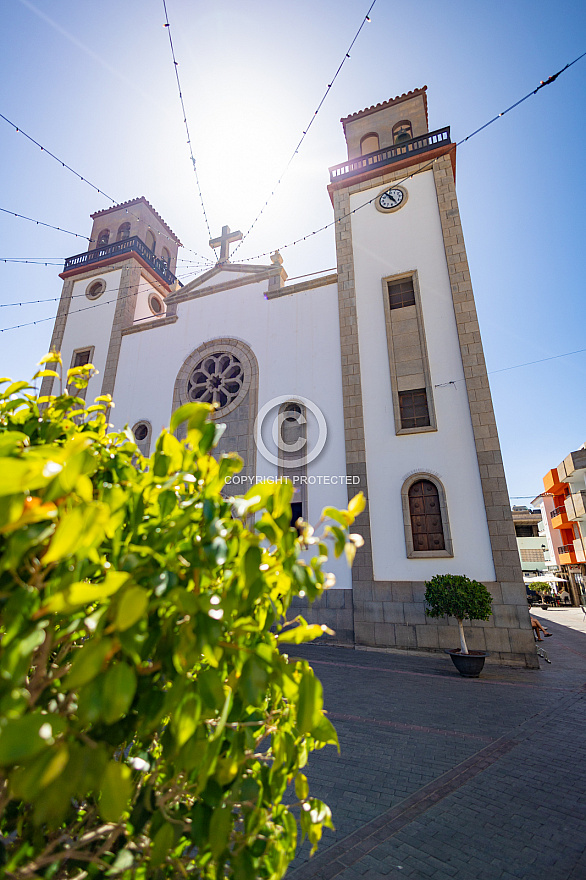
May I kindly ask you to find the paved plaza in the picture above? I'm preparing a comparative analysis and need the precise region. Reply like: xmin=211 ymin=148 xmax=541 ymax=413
xmin=286 ymin=607 xmax=586 ymax=880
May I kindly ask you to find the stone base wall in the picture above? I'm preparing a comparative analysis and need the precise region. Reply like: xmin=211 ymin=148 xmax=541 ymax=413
xmin=353 ymin=581 xmax=538 ymax=668
xmin=291 ymin=583 xmax=539 ymax=668
xmin=290 ymin=590 xmax=354 ymax=646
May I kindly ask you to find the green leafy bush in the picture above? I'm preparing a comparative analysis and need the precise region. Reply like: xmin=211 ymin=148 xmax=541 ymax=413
xmin=424 ymin=574 xmax=493 ymax=654
xmin=0 ymin=355 xmax=365 ymax=879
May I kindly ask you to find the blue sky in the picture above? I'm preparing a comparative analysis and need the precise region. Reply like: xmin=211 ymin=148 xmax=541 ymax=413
xmin=0 ymin=0 xmax=585 ymax=501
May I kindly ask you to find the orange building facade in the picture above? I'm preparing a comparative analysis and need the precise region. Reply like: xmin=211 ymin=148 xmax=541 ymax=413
xmin=542 ymin=446 xmax=586 ymax=603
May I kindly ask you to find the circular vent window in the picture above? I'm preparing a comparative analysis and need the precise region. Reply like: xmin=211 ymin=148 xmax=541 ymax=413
xmin=149 ymin=293 xmax=164 ymax=315
xmin=86 ymin=279 xmax=106 ymax=300
xmin=134 ymin=423 xmax=149 ymax=441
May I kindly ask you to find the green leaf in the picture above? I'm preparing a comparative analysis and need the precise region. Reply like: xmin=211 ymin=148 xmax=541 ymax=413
xmin=10 ymin=745 xmax=69 ymax=799
xmin=171 ymin=693 xmax=201 ymax=748
xmin=0 ymin=715 xmax=67 ymax=766
xmin=41 ymin=571 xmax=131 ymax=614
xmin=239 ymin=655 xmax=269 ymax=706
xmin=0 ymin=458 xmax=44 ymax=495
xmin=0 ymin=431 xmax=28 ymax=456
xmin=277 ymin=623 xmax=332 ymax=645
xmin=66 ymin=639 xmax=112 ymax=690
xmin=170 ymin=402 xmax=210 ymax=434
xmin=309 ymin=714 xmax=339 ymax=748
xmin=322 ymin=506 xmax=351 ymax=527
xmin=101 ymin=662 xmax=137 ymax=724
xmin=348 ymin=492 xmax=366 ymax=519
xmin=37 ymin=352 xmax=62 ymax=366
xmin=113 ymin=586 xmax=149 ymax=631
xmin=296 ymin=671 xmax=323 ymax=735
xmin=295 ymin=773 xmax=309 ymax=801
xmin=43 ymin=503 xmax=108 ymax=563
xmin=99 ymin=762 xmax=132 ymax=821
xmin=151 ymin=822 xmax=175 ymax=867
xmin=209 ymin=804 xmax=232 ymax=859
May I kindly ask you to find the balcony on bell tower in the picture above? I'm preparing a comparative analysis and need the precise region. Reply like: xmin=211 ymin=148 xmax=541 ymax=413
xmin=60 ymin=197 xmax=182 ymax=290
xmin=328 ymin=87 xmax=452 ymax=186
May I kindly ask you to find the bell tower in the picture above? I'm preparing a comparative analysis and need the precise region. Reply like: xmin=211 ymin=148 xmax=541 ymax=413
xmin=40 ymin=197 xmax=182 ymax=404
xmin=327 ymin=88 xmax=536 ymax=666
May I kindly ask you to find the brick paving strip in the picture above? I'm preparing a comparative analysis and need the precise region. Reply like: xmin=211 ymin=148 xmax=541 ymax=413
xmin=287 ymin=738 xmax=516 ymax=880
xmin=309 ymin=657 xmax=581 ymax=693
xmin=328 ymin=712 xmax=493 ymax=743
xmin=288 ymin=689 xmax=583 ymax=880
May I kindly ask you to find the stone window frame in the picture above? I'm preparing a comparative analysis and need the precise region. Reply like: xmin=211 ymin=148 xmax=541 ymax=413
xmin=148 ymin=292 xmax=165 ymax=316
xmin=401 ymin=472 xmax=453 ymax=558
xmin=68 ymin=345 xmax=95 ymax=401
xmin=85 ymin=278 xmax=106 ymax=300
xmin=278 ymin=401 xmax=307 ymax=524
xmin=360 ymin=132 xmax=380 ymax=155
xmin=392 ymin=120 xmax=413 ymax=143
xmin=132 ymin=419 xmax=152 ymax=457
xmin=96 ymin=229 xmax=110 ymax=248
xmin=145 ymin=230 xmax=156 ymax=252
xmin=173 ymin=338 xmax=256 ymax=420
xmin=381 ymin=269 xmax=437 ymax=436
xmin=116 ymin=222 xmax=131 ymax=242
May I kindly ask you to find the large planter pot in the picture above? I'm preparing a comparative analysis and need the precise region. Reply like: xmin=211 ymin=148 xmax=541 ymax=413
xmin=446 ymin=649 xmax=488 ymax=678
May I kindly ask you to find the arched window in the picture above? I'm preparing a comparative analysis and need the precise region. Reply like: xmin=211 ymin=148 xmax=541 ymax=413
xmin=360 ymin=132 xmax=380 ymax=155
xmin=145 ymin=230 xmax=156 ymax=252
xmin=117 ymin=222 xmax=131 ymax=241
xmin=161 ymin=247 xmax=171 ymax=267
xmin=393 ymin=121 xmax=413 ymax=144
xmin=401 ymin=475 xmax=453 ymax=557
xmin=96 ymin=229 xmax=110 ymax=248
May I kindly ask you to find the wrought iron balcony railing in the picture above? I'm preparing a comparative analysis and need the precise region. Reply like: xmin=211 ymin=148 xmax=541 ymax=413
xmin=329 ymin=127 xmax=451 ymax=183
xmin=551 ymin=506 xmax=567 ymax=519
xmin=63 ymin=236 xmax=176 ymax=286
xmin=558 ymin=544 xmax=574 ymax=555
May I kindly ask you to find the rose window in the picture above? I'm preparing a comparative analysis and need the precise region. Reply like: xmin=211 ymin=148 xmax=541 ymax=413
xmin=187 ymin=352 xmax=244 ymax=410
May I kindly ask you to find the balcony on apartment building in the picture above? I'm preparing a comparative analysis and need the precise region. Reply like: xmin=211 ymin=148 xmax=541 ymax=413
xmin=550 ymin=504 xmax=572 ymax=531
xmin=565 ymin=490 xmax=586 ymax=522
xmin=557 ymin=448 xmax=586 ymax=482
xmin=573 ymin=538 xmax=586 ymax=564
xmin=558 ymin=543 xmax=578 ymax=565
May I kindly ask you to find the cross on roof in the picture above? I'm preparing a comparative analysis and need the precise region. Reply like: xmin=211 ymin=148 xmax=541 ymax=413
xmin=209 ymin=225 xmax=243 ymax=263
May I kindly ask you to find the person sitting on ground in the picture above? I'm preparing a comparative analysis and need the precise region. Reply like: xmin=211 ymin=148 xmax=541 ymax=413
xmin=530 ymin=616 xmax=552 ymax=641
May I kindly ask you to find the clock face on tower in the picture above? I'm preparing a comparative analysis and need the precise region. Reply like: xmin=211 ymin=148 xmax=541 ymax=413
xmin=376 ymin=185 xmax=408 ymax=213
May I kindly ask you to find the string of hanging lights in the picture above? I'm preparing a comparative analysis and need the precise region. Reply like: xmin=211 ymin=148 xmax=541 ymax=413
xmin=161 ymin=0 xmax=212 ymax=241
xmin=0 ymin=113 xmax=213 ymax=264
xmin=230 ymin=0 xmax=377 ymax=259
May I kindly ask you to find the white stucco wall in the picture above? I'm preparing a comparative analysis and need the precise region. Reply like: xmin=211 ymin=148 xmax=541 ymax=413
xmin=349 ymin=170 xmax=496 ymax=582
xmin=59 ymin=268 xmax=121 ymax=403
xmin=133 ymin=275 xmax=166 ymax=324
xmin=111 ymin=273 xmax=352 ymax=589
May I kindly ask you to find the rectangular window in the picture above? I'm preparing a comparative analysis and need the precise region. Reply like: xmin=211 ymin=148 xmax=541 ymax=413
xmin=388 ymin=277 xmax=415 ymax=310
xmin=73 ymin=349 xmax=91 ymax=367
xmin=399 ymin=389 xmax=430 ymax=429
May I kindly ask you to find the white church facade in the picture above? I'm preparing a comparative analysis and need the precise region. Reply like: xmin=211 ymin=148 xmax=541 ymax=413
xmin=41 ymin=88 xmax=537 ymax=667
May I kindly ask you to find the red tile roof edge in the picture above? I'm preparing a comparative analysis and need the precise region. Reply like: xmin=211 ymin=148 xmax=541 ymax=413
xmin=90 ymin=196 xmax=183 ymax=245
xmin=341 ymin=87 xmax=428 ymax=129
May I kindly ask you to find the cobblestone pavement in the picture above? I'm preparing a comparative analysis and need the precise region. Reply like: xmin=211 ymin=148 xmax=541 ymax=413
xmin=286 ymin=610 xmax=586 ymax=880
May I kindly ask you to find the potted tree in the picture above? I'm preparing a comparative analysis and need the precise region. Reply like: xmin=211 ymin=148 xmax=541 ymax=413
xmin=424 ymin=574 xmax=493 ymax=677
